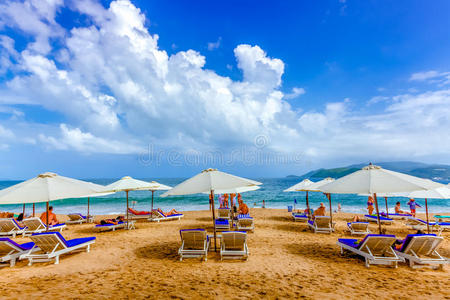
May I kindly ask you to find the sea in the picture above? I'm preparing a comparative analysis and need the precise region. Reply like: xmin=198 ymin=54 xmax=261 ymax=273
xmin=0 ymin=178 xmax=449 ymax=216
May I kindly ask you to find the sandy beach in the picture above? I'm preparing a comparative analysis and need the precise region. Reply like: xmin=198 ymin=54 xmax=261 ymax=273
xmin=0 ymin=209 xmax=449 ymax=299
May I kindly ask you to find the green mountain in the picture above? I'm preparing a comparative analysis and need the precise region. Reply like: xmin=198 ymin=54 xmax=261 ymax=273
xmin=291 ymin=161 xmax=450 ymax=182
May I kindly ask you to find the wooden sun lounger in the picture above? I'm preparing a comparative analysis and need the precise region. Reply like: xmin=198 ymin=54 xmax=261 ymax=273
xmin=0 ymin=218 xmax=26 ymax=238
xmin=364 ymin=215 xmax=393 ymax=224
xmin=22 ymin=218 xmax=66 ymax=237
xmin=94 ymin=221 xmax=135 ymax=232
xmin=22 ymin=232 xmax=95 ymax=265
xmin=66 ymin=213 xmax=93 ymax=224
xmin=394 ymin=234 xmax=448 ymax=270
xmin=218 ymin=208 xmax=231 ymax=219
xmin=292 ymin=213 xmax=308 ymax=222
xmin=0 ymin=238 xmax=39 ymax=267
xmin=308 ymin=216 xmax=334 ymax=234
xmin=337 ymin=234 xmax=404 ymax=268
xmin=149 ymin=211 xmax=184 ymax=222
xmin=220 ymin=231 xmax=249 ymax=261
xmin=347 ymin=222 xmax=370 ymax=235
xmin=178 ymin=229 xmax=209 ymax=261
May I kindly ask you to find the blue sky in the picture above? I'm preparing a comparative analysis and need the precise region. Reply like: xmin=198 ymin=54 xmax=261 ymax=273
xmin=0 ymin=0 xmax=449 ymax=179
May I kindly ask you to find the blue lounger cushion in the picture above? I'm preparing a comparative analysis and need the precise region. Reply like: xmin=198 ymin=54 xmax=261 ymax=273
xmin=237 ymin=214 xmax=252 ymax=219
xmin=0 ymin=238 xmax=35 ymax=250
xmin=215 ymin=219 xmax=229 ymax=225
xmin=49 ymin=223 xmax=66 ymax=228
xmin=339 ymin=234 xmax=396 ymax=250
xmin=347 ymin=222 xmax=369 ymax=226
xmin=32 ymin=232 xmax=95 ymax=248
xmin=437 ymin=222 xmax=450 ymax=225
xmin=11 ymin=219 xmax=26 ymax=230
xmin=293 ymin=214 xmax=307 ymax=218
xmin=365 ymin=215 xmax=392 ymax=221
xmin=307 ymin=220 xmax=314 ymax=226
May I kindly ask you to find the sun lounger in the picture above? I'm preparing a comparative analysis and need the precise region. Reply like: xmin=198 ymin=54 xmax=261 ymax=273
xmin=405 ymin=217 xmax=437 ymax=231
xmin=215 ymin=218 xmax=230 ymax=231
xmin=127 ymin=208 xmax=151 ymax=220
xmin=220 ymin=231 xmax=249 ymax=260
xmin=434 ymin=222 xmax=450 ymax=235
xmin=0 ymin=218 xmax=26 ymax=238
xmin=178 ymin=229 xmax=209 ymax=261
xmin=218 ymin=208 xmax=231 ymax=219
xmin=236 ymin=214 xmax=254 ymax=231
xmin=22 ymin=218 xmax=66 ymax=236
xmin=308 ymin=216 xmax=334 ymax=234
xmin=22 ymin=232 xmax=95 ymax=265
xmin=66 ymin=213 xmax=93 ymax=224
xmin=149 ymin=210 xmax=184 ymax=222
xmin=347 ymin=222 xmax=370 ymax=235
xmin=0 ymin=238 xmax=39 ymax=267
xmin=364 ymin=215 xmax=393 ymax=224
xmin=292 ymin=212 xmax=308 ymax=222
xmin=94 ymin=221 xmax=135 ymax=232
xmin=434 ymin=215 xmax=450 ymax=222
xmin=394 ymin=234 xmax=447 ymax=269
xmin=337 ymin=234 xmax=404 ymax=267
xmin=380 ymin=212 xmax=411 ymax=220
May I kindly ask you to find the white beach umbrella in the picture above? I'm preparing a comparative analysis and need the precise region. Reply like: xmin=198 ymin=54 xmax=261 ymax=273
xmin=404 ymin=186 xmax=450 ymax=232
xmin=319 ymin=164 xmax=443 ymax=233
xmin=161 ymin=168 xmax=262 ymax=251
xmin=142 ymin=181 xmax=172 ymax=219
xmin=104 ymin=176 xmax=159 ymax=227
xmin=0 ymin=172 xmax=106 ymax=228
xmin=284 ymin=179 xmax=315 ymax=216
xmin=202 ymin=185 xmax=260 ymax=194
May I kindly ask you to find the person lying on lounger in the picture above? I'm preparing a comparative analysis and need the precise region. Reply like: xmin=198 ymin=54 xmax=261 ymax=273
xmin=40 ymin=206 xmax=60 ymax=225
xmin=395 ymin=202 xmax=411 ymax=215
xmin=96 ymin=216 xmax=125 ymax=225
xmin=352 ymin=215 xmax=363 ymax=222
xmin=157 ymin=208 xmax=181 ymax=216
xmin=128 ymin=208 xmax=150 ymax=215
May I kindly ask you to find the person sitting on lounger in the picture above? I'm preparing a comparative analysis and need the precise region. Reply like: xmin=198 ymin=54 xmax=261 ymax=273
xmin=96 ymin=216 xmax=124 ymax=225
xmin=312 ymin=203 xmax=326 ymax=218
xmin=367 ymin=196 xmax=374 ymax=215
xmin=128 ymin=208 xmax=150 ymax=215
xmin=406 ymin=198 xmax=421 ymax=217
xmin=395 ymin=202 xmax=411 ymax=215
xmin=40 ymin=206 xmax=59 ymax=225
xmin=238 ymin=195 xmax=249 ymax=215
xmin=157 ymin=208 xmax=181 ymax=216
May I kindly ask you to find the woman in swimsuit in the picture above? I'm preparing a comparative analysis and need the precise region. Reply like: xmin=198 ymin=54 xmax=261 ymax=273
xmin=367 ymin=196 xmax=374 ymax=215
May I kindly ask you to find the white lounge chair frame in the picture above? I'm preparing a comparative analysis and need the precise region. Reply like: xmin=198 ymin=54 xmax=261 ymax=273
xmin=237 ymin=217 xmax=254 ymax=231
xmin=395 ymin=235 xmax=447 ymax=270
xmin=364 ymin=215 xmax=393 ymax=224
xmin=292 ymin=213 xmax=308 ymax=223
xmin=179 ymin=230 xmax=209 ymax=261
xmin=23 ymin=234 xmax=95 ymax=265
xmin=308 ymin=216 xmax=334 ymax=234
xmin=95 ymin=221 xmax=135 ymax=232
xmin=220 ymin=232 xmax=249 ymax=261
xmin=149 ymin=211 xmax=183 ymax=222
xmin=22 ymin=218 xmax=66 ymax=236
xmin=0 ymin=240 xmax=39 ymax=267
xmin=0 ymin=218 xmax=25 ymax=238
xmin=337 ymin=235 xmax=404 ymax=268
xmin=347 ymin=222 xmax=370 ymax=235
xmin=66 ymin=214 xmax=93 ymax=224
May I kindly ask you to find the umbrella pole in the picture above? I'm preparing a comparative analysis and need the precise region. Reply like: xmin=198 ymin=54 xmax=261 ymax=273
xmin=385 ymin=197 xmax=389 ymax=218
xmin=306 ymin=191 xmax=311 ymax=220
xmin=373 ymin=193 xmax=382 ymax=234
xmin=22 ymin=204 xmax=25 ymax=216
xmin=33 ymin=203 xmax=35 ymax=217
xmin=211 ymin=190 xmax=217 ymax=252
xmin=151 ymin=190 xmax=154 ymax=220
xmin=87 ymin=197 xmax=90 ymax=223
xmin=46 ymin=201 xmax=49 ymax=232
xmin=126 ymin=191 xmax=129 ymax=230
xmin=327 ymin=193 xmax=333 ymax=225
xmin=425 ymin=198 xmax=430 ymax=234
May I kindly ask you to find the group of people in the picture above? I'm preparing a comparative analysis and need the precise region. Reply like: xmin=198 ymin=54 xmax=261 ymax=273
xmin=367 ymin=196 xmax=421 ymax=217
xmin=216 ymin=193 xmax=249 ymax=215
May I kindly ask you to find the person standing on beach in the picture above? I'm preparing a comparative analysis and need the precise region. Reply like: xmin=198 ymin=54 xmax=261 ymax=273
xmin=406 ymin=199 xmax=421 ymax=217
xmin=367 ymin=196 xmax=375 ymax=215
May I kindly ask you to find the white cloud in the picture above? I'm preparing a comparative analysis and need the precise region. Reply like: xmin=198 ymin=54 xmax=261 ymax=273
xmin=284 ymin=87 xmax=305 ymax=100
xmin=207 ymin=37 xmax=222 ymax=51
xmin=0 ymin=0 xmax=449 ymax=166
xmin=410 ymin=70 xmax=450 ymax=86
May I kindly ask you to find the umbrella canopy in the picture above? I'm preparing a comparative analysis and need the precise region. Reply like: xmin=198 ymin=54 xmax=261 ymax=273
xmin=319 ymin=164 xmax=443 ymax=233
xmin=0 ymin=172 xmax=106 ymax=204
xmin=146 ymin=181 xmax=172 ymax=191
xmin=320 ymin=164 xmax=442 ymax=194
xmin=161 ymin=168 xmax=262 ymax=197
xmin=284 ymin=179 xmax=315 ymax=192
xmin=161 ymin=168 xmax=262 ymax=251
xmin=405 ymin=186 xmax=450 ymax=199
xmin=104 ymin=176 xmax=155 ymax=192
xmin=202 ymin=185 xmax=260 ymax=194
xmin=307 ymin=177 xmax=335 ymax=191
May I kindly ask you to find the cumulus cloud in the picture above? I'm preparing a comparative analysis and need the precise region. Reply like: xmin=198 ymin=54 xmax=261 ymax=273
xmin=0 ymin=0 xmax=448 ymax=166
xmin=207 ymin=37 xmax=222 ymax=51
